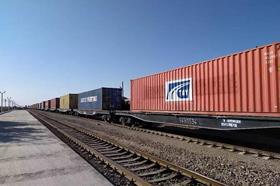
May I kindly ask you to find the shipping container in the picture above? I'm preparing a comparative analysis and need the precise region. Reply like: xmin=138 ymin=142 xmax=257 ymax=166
xmin=41 ymin=101 xmax=45 ymax=110
xmin=59 ymin=94 xmax=78 ymax=110
xmin=43 ymin=101 xmax=46 ymax=110
xmin=50 ymin=98 xmax=60 ymax=110
xmin=78 ymin=88 xmax=122 ymax=112
xmin=131 ymin=42 xmax=280 ymax=118
xmin=42 ymin=101 xmax=46 ymax=110
xmin=45 ymin=100 xmax=51 ymax=110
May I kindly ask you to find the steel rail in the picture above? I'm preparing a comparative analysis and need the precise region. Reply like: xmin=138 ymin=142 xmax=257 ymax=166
xmin=35 ymin=110 xmax=280 ymax=160
xmin=111 ymin=124 xmax=280 ymax=160
xmin=30 ymin=111 xmax=151 ymax=186
xmin=39 ymin=111 xmax=280 ymax=160
xmin=31 ymin=110 xmax=225 ymax=186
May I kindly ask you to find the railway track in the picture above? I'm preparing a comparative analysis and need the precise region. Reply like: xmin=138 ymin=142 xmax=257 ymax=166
xmin=86 ymin=116 xmax=280 ymax=160
xmin=39 ymin=111 xmax=280 ymax=161
xmin=29 ymin=110 xmax=224 ymax=186
xmin=110 ymin=123 xmax=280 ymax=161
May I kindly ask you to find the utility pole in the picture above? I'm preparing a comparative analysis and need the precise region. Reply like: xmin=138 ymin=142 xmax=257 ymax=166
xmin=4 ymin=99 xmax=7 ymax=111
xmin=0 ymin=91 xmax=6 ymax=112
xmin=7 ymin=97 xmax=11 ymax=111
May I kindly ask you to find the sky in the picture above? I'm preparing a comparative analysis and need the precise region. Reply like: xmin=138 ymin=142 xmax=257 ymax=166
xmin=0 ymin=0 xmax=279 ymax=106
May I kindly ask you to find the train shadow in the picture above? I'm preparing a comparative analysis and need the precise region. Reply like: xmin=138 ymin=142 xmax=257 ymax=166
xmin=0 ymin=121 xmax=48 ymax=144
xmin=145 ymin=124 xmax=280 ymax=153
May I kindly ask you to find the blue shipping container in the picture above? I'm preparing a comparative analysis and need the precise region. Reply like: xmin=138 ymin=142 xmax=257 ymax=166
xmin=78 ymin=87 xmax=122 ymax=111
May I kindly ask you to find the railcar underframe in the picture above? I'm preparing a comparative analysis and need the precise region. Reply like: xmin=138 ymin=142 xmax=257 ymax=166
xmin=75 ymin=109 xmax=280 ymax=130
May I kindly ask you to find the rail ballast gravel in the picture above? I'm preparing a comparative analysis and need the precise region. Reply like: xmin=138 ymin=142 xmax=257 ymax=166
xmin=30 ymin=110 xmax=224 ymax=186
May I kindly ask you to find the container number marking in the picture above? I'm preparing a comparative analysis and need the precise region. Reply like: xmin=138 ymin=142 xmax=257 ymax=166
xmin=178 ymin=117 xmax=198 ymax=125
xmin=220 ymin=119 xmax=241 ymax=128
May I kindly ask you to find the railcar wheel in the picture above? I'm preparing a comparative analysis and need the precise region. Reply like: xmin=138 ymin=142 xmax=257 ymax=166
xmin=119 ymin=117 xmax=126 ymax=125
xmin=101 ymin=115 xmax=107 ymax=122
xmin=106 ymin=115 xmax=112 ymax=123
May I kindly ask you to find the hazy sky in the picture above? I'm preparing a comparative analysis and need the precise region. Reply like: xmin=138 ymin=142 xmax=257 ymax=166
xmin=0 ymin=0 xmax=279 ymax=106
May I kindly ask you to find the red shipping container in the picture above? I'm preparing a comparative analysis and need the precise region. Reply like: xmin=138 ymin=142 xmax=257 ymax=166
xmin=131 ymin=42 xmax=280 ymax=118
xmin=50 ymin=98 xmax=60 ymax=110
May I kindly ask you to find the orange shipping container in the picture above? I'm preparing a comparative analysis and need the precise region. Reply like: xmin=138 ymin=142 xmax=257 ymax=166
xmin=131 ymin=42 xmax=280 ymax=118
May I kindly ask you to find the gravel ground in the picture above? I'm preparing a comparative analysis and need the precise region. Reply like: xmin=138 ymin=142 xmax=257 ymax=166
xmin=41 ymin=112 xmax=280 ymax=185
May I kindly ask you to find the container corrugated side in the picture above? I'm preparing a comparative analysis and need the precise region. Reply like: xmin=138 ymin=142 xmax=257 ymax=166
xmin=78 ymin=88 xmax=122 ymax=111
xmin=102 ymin=88 xmax=122 ymax=110
xmin=131 ymin=42 xmax=280 ymax=117
xmin=45 ymin=100 xmax=51 ymax=110
xmin=41 ymin=102 xmax=45 ymax=109
xmin=79 ymin=88 xmax=102 ymax=110
xmin=50 ymin=98 xmax=60 ymax=109
xmin=59 ymin=94 xmax=78 ymax=110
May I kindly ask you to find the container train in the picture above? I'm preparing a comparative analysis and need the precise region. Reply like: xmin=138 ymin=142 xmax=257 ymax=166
xmin=29 ymin=42 xmax=280 ymax=130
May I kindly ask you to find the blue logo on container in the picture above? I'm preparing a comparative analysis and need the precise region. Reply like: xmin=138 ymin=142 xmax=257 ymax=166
xmin=165 ymin=78 xmax=192 ymax=101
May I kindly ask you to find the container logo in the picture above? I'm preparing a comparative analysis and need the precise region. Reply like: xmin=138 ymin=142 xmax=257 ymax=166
xmin=165 ymin=78 xmax=192 ymax=101
xmin=81 ymin=96 xmax=97 ymax=103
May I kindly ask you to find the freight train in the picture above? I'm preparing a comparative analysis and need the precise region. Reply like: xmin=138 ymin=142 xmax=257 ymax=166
xmin=29 ymin=42 xmax=280 ymax=130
